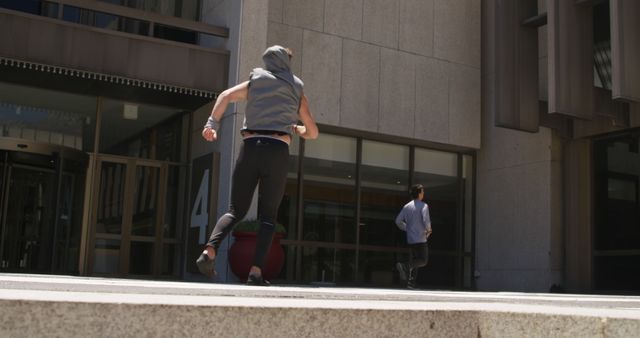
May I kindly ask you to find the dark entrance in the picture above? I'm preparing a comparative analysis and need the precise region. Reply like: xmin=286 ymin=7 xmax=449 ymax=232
xmin=0 ymin=140 xmax=86 ymax=274
xmin=593 ymin=130 xmax=640 ymax=293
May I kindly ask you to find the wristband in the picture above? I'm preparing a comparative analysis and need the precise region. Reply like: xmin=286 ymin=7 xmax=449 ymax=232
xmin=204 ymin=116 xmax=217 ymax=130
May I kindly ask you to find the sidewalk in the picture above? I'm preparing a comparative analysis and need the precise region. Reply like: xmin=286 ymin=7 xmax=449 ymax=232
xmin=1 ymin=273 xmax=639 ymax=337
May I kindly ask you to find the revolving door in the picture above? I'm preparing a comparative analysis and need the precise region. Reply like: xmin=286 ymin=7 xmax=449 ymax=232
xmin=0 ymin=139 xmax=87 ymax=274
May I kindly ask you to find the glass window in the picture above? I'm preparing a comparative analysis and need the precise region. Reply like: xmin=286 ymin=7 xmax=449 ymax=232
xmin=129 ymin=240 xmax=154 ymax=275
xmin=100 ymin=0 xmax=202 ymax=21
xmin=594 ymin=137 xmax=640 ymax=251
xmin=0 ymin=82 xmax=97 ymax=152
xmin=131 ymin=165 xmax=160 ymax=236
xmin=593 ymin=1 xmax=611 ymax=90
xmin=594 ymin=255 xmax=640 ymax=291
xmin=413 ymin=148 xmax=458 ymax=252
xmin=1 ymin=165 xmax=56 ymax=273
xmin=463 ymin=154 xmax=474 ymax=253
xmin=420 ymin=254 xmax=456 ymax=287
xmin=153 ymin=24 xmax=197 ymax=44
xmin=278 ymin=136 xmax=301 ymax=240
xmin=464 ymin=256 xmax=472 ymax=288
xmin=360 ymin=140 xmax=409 ymax=247
xmin=162 ymin=243 xmax=179 ymax=276
xmin=594 ymin=138 xmax=640 ymax=251
xmin=99 ymin=99 xmax=185 ymax=161
xmin=62 ymin=5 xmax=151 ymax=36
xmin=301 ymin=247 xmax=355 ymax=284
xmin=0 ymin=0 xmax=58 ymax=18
xmin=93 ymin=238 xmax=120 ymax=274
xmin=131 ymin=0 xmax=200 ymax=21
xmin=302 ymin=134 xmax=357 ymax=244
xmin=163 ymin=165 xmax=186 ymax=238
xmin=592 ymin=133 xmax=640 ymax=292
xmin=607 ymin=177 xmax=637 ymax=201
xmin=96 ymin=162 xmax=126 ymax=234
xmin=358 ymin=249 xmax=399 ymax=287
xmin=56 ymin=162 xmax=86 ymax=274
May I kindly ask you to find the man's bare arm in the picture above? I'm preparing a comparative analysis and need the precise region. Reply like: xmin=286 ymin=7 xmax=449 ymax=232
xmin=202 ymin=81 xmax=249 ymax=142
xmin=293 ymin=94 xmax=319 ymax=139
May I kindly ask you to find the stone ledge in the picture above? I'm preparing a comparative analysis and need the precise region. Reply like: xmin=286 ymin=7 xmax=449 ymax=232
xmin=1 ymin=274 xmax=639 ymax=337
xmin=1 ymin=296 xmax=639 ymax=338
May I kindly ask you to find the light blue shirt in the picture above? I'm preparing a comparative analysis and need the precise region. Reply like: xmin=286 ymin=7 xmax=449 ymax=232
xmin=395 ymin=199 xmax=431 ymax=244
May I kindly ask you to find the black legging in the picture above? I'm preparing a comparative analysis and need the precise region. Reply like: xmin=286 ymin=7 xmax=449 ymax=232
xmin=407 ymin=242 xmax=428 ymax=282
xmin=206 ymin=137 xmax=289 ymax=269
xmin=409 ymin=242 xmax=429 ymax=269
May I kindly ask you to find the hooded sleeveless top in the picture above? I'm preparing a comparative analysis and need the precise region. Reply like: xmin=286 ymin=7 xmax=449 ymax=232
xmin=242 ymin=45 xmax=304 ymax=135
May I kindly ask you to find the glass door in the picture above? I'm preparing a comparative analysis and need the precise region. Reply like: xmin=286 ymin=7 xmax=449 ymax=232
xmin=0 ymin=151 xmax=6 ymax=268
xmin=358 ymin=140 xmax=410 ymax=287
xmin=593 ymin=131 xmax=640 ymax=292
xmin=0 ymin=148 xmax=85 ymax=274
xmin=89 ymin=155 xmax=182 ymax=278
xmin=300 ymin=134 xmax=358 ymax=285
xmin=2 ymin=165 xmax=56 ymax=272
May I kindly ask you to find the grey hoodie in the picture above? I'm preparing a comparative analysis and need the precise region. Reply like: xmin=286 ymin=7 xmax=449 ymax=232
xmin=242 ymin=45 xmax=304 ymax=135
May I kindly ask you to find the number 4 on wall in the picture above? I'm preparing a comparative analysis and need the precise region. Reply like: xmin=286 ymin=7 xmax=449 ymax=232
xmin=190 ymin=169 xmax=209 ymax=244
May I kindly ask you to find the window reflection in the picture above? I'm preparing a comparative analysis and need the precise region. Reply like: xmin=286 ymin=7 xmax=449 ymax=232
xmin=360 ymin=140 xmax=409 ymax=247
xmin=131 ymin=165 xmax=160 ymax=237
xmin=593 ymin=133 xmax=640 ymax=292
xmin=164 ymin=165 xmax=185 ymax=238
xmin=99 ymin=99 xmax=185 ymax=161
xmin=93 ymin=239 xmax=120 ymax=274
xmin=162 ymin=244 xmax=179 ymax=276
xmin=0 ymin=82 xmax=97 ymax=151
xmin=102 ymin=0 xmax=202 ymax=21
xmin=96 ymin=162 xmax=126 ymax=234
xmin=358 ymin=249 xmax=398 ymax=286
xmin=129 ymin=241 xmax=153 ymax=275
xmin=414 ymin=148 xmax=458 ymax=252
xmin=302 ymin=134 xmax=357 ymax=244
xmin=279 ymin=136 xmax=300 ymax=240
xmin=420 ymin=254 xmax=456 ymax=287
xmin=463 ymin=155 xmax=473 ymax=253
xmin=0 ymin=0 xmax=58 ymax=18
xmin=62 ymin=5 xmax=151 ymax=36
xmin=301 ymin=247 xmax=355 ymax=284
xmin=290 ymin=134 xmax=473 ymax=289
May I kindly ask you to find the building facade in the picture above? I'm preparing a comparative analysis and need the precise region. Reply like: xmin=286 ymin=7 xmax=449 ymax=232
xmin=482 ymin=0 xmax=640 ymax=293
xmin=0 ymin=0 xmax=229 ymax=279
xmin=188 ymin=0 xmax=479 ymax=289
xmin=1 ymin=0 xmax=637 ymax=293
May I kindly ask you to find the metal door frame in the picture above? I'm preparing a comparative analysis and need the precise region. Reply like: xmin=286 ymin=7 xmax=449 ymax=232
xmin=88 ymin=154 xmax=168 ymax=277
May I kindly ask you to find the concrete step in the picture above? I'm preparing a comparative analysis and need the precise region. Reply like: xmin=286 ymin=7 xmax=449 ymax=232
xmin=1 ymin=274 xmax=639 ymax=337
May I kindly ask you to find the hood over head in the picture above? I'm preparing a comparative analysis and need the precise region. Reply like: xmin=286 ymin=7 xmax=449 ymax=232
xmin=262 ymin=45 xmax=292 ymax=74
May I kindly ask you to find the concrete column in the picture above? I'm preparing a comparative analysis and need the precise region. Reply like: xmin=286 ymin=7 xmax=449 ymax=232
xmin=193 ymin=0 xmax=270 ymax=282
xmin=563 ymin=139 xmax=592 ymax=293
xmin=494 ymin=0 xmax=539 ymax=132
xmin=611 ymin=0 xmax=640 ymax=103
xmin=547 ymin=0 xmax=594 ymax=119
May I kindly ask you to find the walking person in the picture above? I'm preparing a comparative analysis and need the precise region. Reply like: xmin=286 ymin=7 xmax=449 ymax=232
xmin=196 ymin=45 xmax=318 ymax=285
xmin=395 ymin=184 xmax=432 ymax=289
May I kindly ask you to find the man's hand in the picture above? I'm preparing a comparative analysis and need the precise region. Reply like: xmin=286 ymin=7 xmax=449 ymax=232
xmin=202 ymin=127 xmax=217 ymax=142
xmin=292 ymin=124 xmax=306 ymax=136
xmin=202 ymin=81 xmax=248 ymax=143
xmin=426 ymin=228 xmax=433 ymax=239
xmin=296 ymin=95 xmax=318 ymax=139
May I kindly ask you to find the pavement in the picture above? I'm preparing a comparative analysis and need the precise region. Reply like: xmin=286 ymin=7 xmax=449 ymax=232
xmin=1 ymin=273 xmax=639 ymax=337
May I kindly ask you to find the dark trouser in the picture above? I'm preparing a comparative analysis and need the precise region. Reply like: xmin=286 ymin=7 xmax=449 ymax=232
xmin=407 ymin=242 xmax=429 ymax=281
xmin=205 ymin=137 xmax=289 ymax=269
